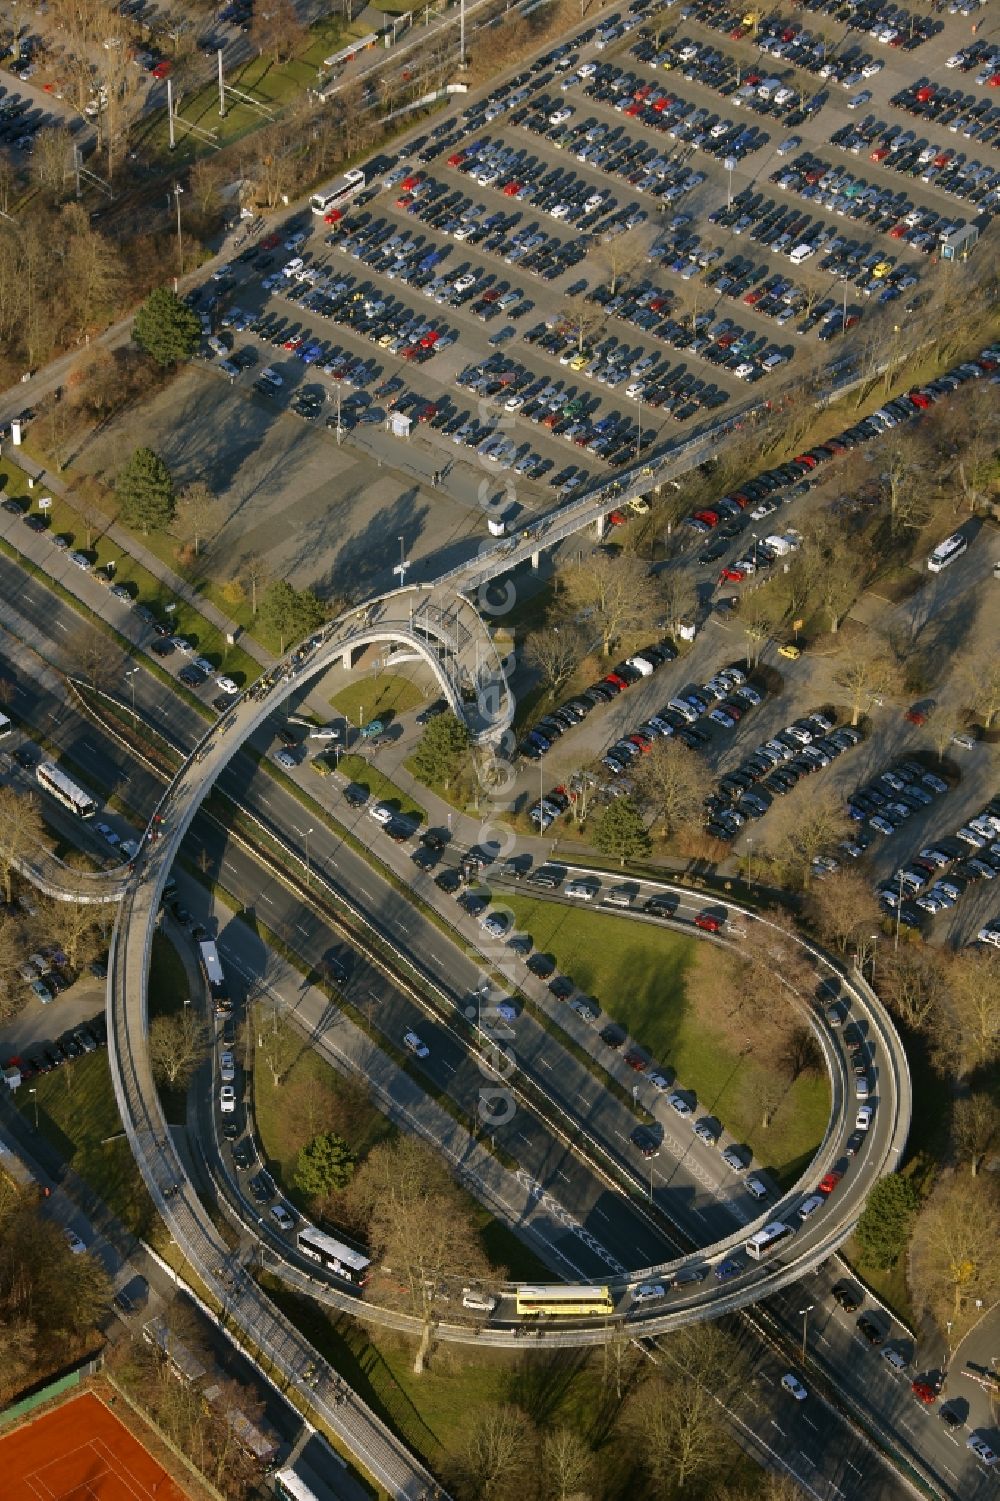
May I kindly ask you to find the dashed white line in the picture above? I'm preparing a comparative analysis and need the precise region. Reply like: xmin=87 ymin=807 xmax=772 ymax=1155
xmin=769 ymin=1422 xmax=785 ymax=1437
xmin=798 ymin=1452 xmax=815 ymax=1467
xmin=259 ymin=894 xmax=274 ymax=906
xmin=845 ymin=1460 xmax=863 ymax=1475
xmin=802 ymin=1416 xmax=818 ymax=1432
xmin=538 ymin=1056 xmax=553 ymax=1069
xmin=296 ymin=922 xmax=310 ymax=936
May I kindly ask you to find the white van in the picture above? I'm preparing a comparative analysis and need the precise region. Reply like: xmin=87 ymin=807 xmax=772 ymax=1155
xmin=565 ymin=881 xmax=596 ymax=901
xmin=368 ymin=803 xmax=393 ymax=826
xmin=789 ymin=243 xmax=815 ymax=264
xmin=632 ymin=1282 xmax=668 ymax=1304
xmin=603 ymin=889 xmax=633 ymax=909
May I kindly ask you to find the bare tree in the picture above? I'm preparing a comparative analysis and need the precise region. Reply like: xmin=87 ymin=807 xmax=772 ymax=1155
xmin=632 ymin=738 xmax=707 ymax=840
xmin=878 ymin=946 xmax=949 ymax=1035
xmin=148 ymin=1010 xmax=209 ymax=1088
xmin=558 ymin=295 xmax=605 ymax=355
xmin=0 ymin=788 xmax=45 ymax=903
xmin=174 ymin=480 xmax=224 ymax=559
xmin=656 ymin=567 xmax=698 ymax=639
xmin=804 ymin=868 xmax=883 ymax=956
xmin=765 ymin=786 xmax=850 ymax=889
xmin=522 ymin=624 xmax=587 ymax=695
xmin=591 ymin=225 xmax=650 ymax=295
xmin=960 ymin=648 xmax=1000 ymax=731
xmin=834 ymin=633 xmax=902 ymax=726
xmin=0 ymin=915 xmax=26 ymax=1024
xmin=67 ymin=623 xmax=127 ymax=692
xmin=48 ymin=896 xmax=100 ymax=970
xmin=251 ymin=0 xmax=306 ymax=64
xmin=947 ymin=948 xmax=1000 ymax=1071
xmin=951 ymin=1094 xmax=999 ymax=1178
xmin=240 ymin=553 xmax=269 ymax=616
xmin=30 ymin=126 xmax=74 ymax=196
xmin=542 ymin=1426 xmax=592 ymax=1501
xmin=559 ymin=552 xmax=658 ymax=655
xmin=910 ymin=1174 xmax=1000 ymax=1332
xmin=455 ymin=1404 xmax=534 ymax=1501
xmin=347 ymin=1136 xmax=494 ymax=1373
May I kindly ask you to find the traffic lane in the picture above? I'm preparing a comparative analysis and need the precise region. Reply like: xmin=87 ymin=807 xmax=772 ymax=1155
xmin=766 ymin=1275 xmax=987 ymax=1500
xmin=182 ymin=820 xmax=663 ymax=1278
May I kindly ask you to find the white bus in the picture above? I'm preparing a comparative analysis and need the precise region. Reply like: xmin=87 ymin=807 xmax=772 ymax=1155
xmin=927 ymin=533 xmax=968 ymax=572
xmin=310 ymin=168 xmax=365 ymax=216
xmin=0 ymin=712 xmax=11 ymax=738
xmin=297 ymin=1226 xmax=370 ymax=1286
xmin=274 ymin=1471 xmax=323 ymax=1501
xmin=744 ymin=1221 xmax=795 ymax=1260
xmin=35 ymin=761 xmax=98 ymax=819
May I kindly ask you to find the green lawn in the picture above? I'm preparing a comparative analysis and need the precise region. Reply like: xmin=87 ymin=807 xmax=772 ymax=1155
xmin=254 ymin=1018 xmax=549 ymax=1283
xmin=336 ymin=753 xmax=426 ymax=825
xmin=504 ymin=898 xmax=829 ymax=1183
xmin=147 ymin=932 xmax=194 ymax=1125
xmin=0 ymin=462 xmax=261 ymax=684
xmin=331 ymin=673 xmax=426 ymax=728
xmin=17 ymin=1051 xmax=162 ymax=1244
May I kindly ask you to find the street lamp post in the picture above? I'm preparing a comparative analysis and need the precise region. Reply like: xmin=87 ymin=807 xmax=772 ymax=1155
xmin=745 ymin=835 xmax=753 ymax=891
xmin=173 ymin=183 xmax=184 ymax=276
xmin=393 ymin=534 xmax=410 ymax=587
xmin=636 ymin=394 xmax=642 ymax=459
xmin=869 ymin=931 xmax=878 ymax=983
xmin=29 ymin=1086 xmax=38 ymax=1130
xmin=304 ymin=826 xmax=314 ymax=887
xmin=893 ymin=869 xmax=904 ymax=950
xmin=799 ymin=1304 xmax=815 ymax=1362
xmin=124 ymin=666 xmax=139 ymax=727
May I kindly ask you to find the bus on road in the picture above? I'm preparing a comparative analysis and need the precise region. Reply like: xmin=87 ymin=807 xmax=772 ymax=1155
xmin=515 ymin=1284 xmax=614 ymax=1318
xmin=297 ymin=1226 xmax=370 ymax=1286
xmin=197 ymin=940 xmax=230 ymax=1015
xmin=744 ymin=1221 xmax=795 ymax=1260
xmin=310 ymin=168 xmax=365 ymax=217
xmin=35 ymin=761 xmax=98 ymax=819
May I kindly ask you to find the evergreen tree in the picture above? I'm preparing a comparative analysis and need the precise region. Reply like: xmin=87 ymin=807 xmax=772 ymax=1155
xmin=115 ymin=447 xmax=175 ymax=535
xmin=293 ymin=1132 xmax=356 ymax=1199
xmin=259 ymin=580 xmax=325 ymax=652
xmin=855 ymin=1174 xmax=920 ymax=1270
xmin=592 ymin=796 xmax=651 ymax=867
xmin=133 ymin=286 xmax=201 ymax=367
xmin=410 ymin=710 xmax=470 ymax=790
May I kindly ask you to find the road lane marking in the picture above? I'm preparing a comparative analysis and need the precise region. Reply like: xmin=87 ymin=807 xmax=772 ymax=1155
xmin=769 ymin=1422 xmax=785 ymax=1437
xmin=802 ymin=1416 xmax=818 ymax=1431
xmin=259 ymin=894 xmax=274 ymax=906
xmin=296 ymin=922 xmax=310 ymax=936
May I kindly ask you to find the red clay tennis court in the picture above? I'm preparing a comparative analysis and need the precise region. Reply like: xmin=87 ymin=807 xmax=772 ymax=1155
xmin=0 ymin=1391 xmax=189 ymax=1501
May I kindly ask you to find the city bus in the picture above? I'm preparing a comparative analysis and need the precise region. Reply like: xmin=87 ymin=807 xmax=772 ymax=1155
xmin=35 ymin=761 xmax=98 ymax=819
xmin=274 ymin=1471 xmax=323 ymax=1501
xmin=926 ymin=532 xmax=968 ymax=572
xmin=197 ymin=939 xmax=230 ymax=1015
xmin=744 ymin=1221 xmax=795 ymax=1260
xmin=310 ymin=168 xmax=365 ymax=217
xmin=297 ymin=1226 xmax=371 ymax=1286
xmin=0 ymin=712 xmax=11 ymax=738
xmin=515 ymin=1284 xmax=615 ymax=1318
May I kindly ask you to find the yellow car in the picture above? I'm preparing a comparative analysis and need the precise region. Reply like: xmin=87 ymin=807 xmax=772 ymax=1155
xmin=569 ymin=351 xmax=588 ymax=370
xmin=872 ymin=260 xmax=892 ymax=279
xmin=778 ymin=643 xmax=801 ymax=660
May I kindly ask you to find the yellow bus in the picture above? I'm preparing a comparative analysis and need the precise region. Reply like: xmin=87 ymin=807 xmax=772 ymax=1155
xmin=515 ymin=1284 xmax=614 ymax=1318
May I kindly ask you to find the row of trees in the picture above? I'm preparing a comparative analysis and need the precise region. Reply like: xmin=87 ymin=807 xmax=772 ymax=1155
xmin=0 ymin=788 xmax=108 ymax=1022
xmin=0 ymin=1174 xmax=111 ymax=1402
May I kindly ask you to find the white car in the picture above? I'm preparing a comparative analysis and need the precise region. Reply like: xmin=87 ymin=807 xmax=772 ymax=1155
xmin=368 ymin=803 xmax=393 ymax=825
xmin=781 ymin=1373 xmax=808 ymax=1401
xmin=548 ymin=106 xmax=573 ymax=125
xmin=308 ymin=724 xmax=342 ymax=740
xmin=171 ymin=636 xmax=194 ymax=655
xmin=284 ymin=231 xmax=306 ymax=250
xmin=776 ymin=134 xmax=801 ymax=156
xmin=64 ymin=1228 xmax=87 ymax=1255
xmin=215 ymin=676 xmax=239 ymax=695
xmin=219 ymin=1084 xmax=236 ymax=1113
xmin=632 ymin=1282 xmax=668 ymax=1303
xmin=403 ymin=1030 xmax=429 ymax=1058
xmin=219 ymin=1050 xmax=235 ymax=1083
xmin=856 ymin=1104 xmax=873 ymax=1131
xmin=480 ymin=912 xmax=511 ymax=938
xmin=270 ymin=1203 xmax=297 ymax=1232
xmin=668 ymin=1093 xmax=693 ymax=1117
xmin=976 ymin=926 xmax=1000 ymax=948
xmin=798 ymin=1193 xmax=824 ymax=1220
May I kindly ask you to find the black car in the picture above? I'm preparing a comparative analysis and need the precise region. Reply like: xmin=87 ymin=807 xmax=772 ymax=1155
xmin=13 ymin=746 xmax=37 ymax=769
xmin=232 ymin=1139 xmax=254 ymax=1170
xmin=857 ymin=1315 xmax=884 ymax=1346
xmin=420 ymin=830 xmax=448 ymax=853
xmin=845 ymin=1129 xmax=865 ymax=1156
xmin=549 ymin=975 xmax=574 ymax=1000
xmin=832 ymin=1280 xmax=862 ymax=1312
xmin=171 ymin=902 xmax=192 ymax=926
xmin=630 ymin=1125 xmax=661 ymax=1159
xmin=248 ymin=1170 xmax=275 ymax=1204
xmin=416 ymin=698 xmax=447 ymax=725
xmin=527 ymin=952 xmax=555 ymax=979
xmin=344 ymin=786 xmax=367 ymax=808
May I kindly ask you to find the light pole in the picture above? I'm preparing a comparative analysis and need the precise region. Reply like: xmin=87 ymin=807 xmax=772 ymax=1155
xmin=745 ymin=835 xmax=753 ymax=891
xmin=799 ymin=1304 xmax=814 ymax=1362
xmin=636 ymin=393 xmax=642 ymax=459
xmin=393 ymin=534 xmax=410 ymax=586
xmin=304 ymin=826 xmax=314 ymax=887
xmin=893 ymin=869 xmax=904 ymax=950
xmin=724 ymin=154 xmax=736 ymax=210
xmin=869 ymin=931 xmax=878 ymax=983
xmin=124 ymin=665 xmax=139 ymax=727
xmin=173 ymin=183 xmax=184 ymax=276
xmin=335 ymin=380 xmax=343 ymax=444
xmin=29 ymin=1086 xmax=38 ymax=1129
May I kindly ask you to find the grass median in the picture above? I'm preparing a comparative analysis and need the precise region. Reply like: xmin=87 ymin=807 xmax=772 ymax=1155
xmin=335 ymin=753 xmax=426 ymax=825
xmin=503 ymin=896 xmax=829 ymax=1183
xmin=331 ymin=673 xmax=427 ymax=727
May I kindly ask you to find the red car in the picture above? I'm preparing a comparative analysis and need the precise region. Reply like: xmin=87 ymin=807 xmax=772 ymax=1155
xmin=908 ymin=391 xmax=932 ymax=409
xmin=151 ymin=59 xmax=171 ymax=78
xmin=604 ymin=673 xmax=628 ymax=691
xmin=400 ymin=173 xmax=423 ymax=191
xmin=818 ymin=1171 xmax=842 ymax=1196
xmin=447 ymin=152 xmax=465 ymax=167
xmin=911 ymin=1380 xmax=936 ymax=1405
xmin=694 ymin=509 xmax=719 ymax=527
xmin=324 ymin=208 xmax=343 ymax=225
xmin=607 ymin=510 xmax=628 ymax=526
xmin=260 ymin=232 xmax=280 ymax=250
xmin=694 ymin=913 xmax=721 ymax=933
xmin=503 ymin=181 xmax=522 ymax=196
xmin=719 ymin=565 xmax=748 ymax=583
xmin=793 ymin=453 xmax=818 ymax=469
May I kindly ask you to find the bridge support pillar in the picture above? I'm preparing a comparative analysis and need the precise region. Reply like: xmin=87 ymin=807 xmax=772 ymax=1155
xmin=531 ymin=551 xmax=540 ymax=570
xmin=593 ymin=512 xmax=606 ymax=540
xmin=340 ymin=644 xmax=357 ymax=670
